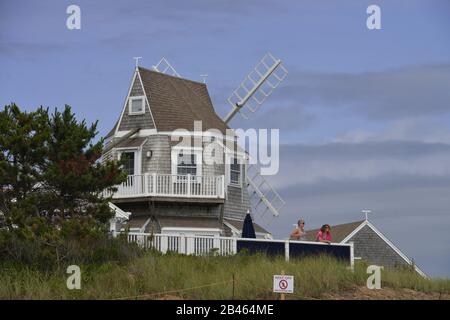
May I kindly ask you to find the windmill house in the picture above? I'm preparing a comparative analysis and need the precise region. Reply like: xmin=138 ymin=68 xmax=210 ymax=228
xmin=103 ymin=55 xmax=288 ymax=241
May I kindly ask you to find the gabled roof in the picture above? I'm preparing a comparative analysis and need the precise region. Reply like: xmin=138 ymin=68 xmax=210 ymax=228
xmin=137 ymin=67 xmax=230 ymax=134
xmin=306 ymin=219 xmax=427 ymax=277
xmin=305 ymin=220 xmax=364 ymax=242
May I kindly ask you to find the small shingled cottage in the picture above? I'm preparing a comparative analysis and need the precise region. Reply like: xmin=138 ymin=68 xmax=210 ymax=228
xmin=305 ymin=218 xmax=426 ymax=277
xmin=102 ymin=65 xmax=272 ymax=239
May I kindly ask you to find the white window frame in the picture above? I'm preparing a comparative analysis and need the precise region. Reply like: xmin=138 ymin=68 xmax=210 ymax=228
xmin=171 ymin=147 xmax=203 ymax=180
xmin=226 ymin=153 xmax=246 ymax=186
xmin=128 ymin=96 xmax=146 ymax=115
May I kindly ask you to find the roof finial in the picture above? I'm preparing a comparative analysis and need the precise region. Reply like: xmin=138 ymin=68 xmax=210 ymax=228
xmin=133 ymin=57 xmax=142 ymax=68
xmin=362 ymin=209 xmax=371 ymax=221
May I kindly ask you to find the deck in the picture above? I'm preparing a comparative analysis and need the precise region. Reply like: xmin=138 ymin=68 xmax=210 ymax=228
xmin=104 ymin=174 xmax=225 ymax=200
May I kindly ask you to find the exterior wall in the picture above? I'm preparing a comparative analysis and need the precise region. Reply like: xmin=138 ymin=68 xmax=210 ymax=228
xmin=111 ymin=134 xmax=249 ymax=222
xmin=118 ymin=73 xmax=155 ymax=131
xmin=140 ymin=135 xmax=226 ymax=177
xmin=152 ymin=202 xmax=221 ymax=218
xmin=141 ymin=135 xmax=171 ymax=174
xmin=116 ymin=202 xmax=221 ymax=219
xmin=347 ymin=225 xmax=411 ymax=269
xmin=202 ymin=140 xmax=225 ymax=177
xmin=101 ymin=148 xmax=115 ymax=164
xmin=223 ymin=185 xmax=251 ymax=220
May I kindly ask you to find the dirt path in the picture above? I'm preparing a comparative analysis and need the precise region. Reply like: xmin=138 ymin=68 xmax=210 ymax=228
xmin=323 ymin=286 xmax=450 ymax=300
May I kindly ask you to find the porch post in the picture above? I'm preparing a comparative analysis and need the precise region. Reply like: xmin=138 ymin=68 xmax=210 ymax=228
xmin=152 ymin=173 xmax=157 ymax=195
xmin=349 ymin=241 xmax=355 ymax=272
xmin=180 ymin=234 xmax=186 ymax=254
xmin=285 ymin=240 xmax=290 ymax=262
xmin=187 ymin=174 xmax=191 ymax=196
xmin=144 ymin=173 xmax=149 ymax=195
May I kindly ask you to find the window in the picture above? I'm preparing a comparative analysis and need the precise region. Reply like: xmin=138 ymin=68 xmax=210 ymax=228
xmin=230 ymin=158 xmax=241 ymax=185
xmin=177 ymin=152 xmax=197 ymax=176
xmin=121 ymin=151 xmax=135 ymax=175
xmin=171 ymin=148 xmax=202 ymax=179
xmin=129 ymin=96 xmax=145 ymax=114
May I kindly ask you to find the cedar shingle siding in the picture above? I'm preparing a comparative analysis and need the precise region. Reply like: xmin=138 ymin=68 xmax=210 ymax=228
xmin=223 ymin=185 xmax=251 ymax=220
xmin=118 ymin=73 xmax=155 ymax=131
xmin=141 ymin=135 xmax=171 ymax=174
xmin=348 ymin=225 xmax=410 ymax=269
xmin=116 ymin=202 xmax=221 ymax=219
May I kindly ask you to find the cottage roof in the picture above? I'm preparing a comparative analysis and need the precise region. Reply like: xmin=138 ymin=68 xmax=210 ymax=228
xmin=138 ymin=67 xmax=230 ymax=134
xmin=306 ymin=219 xmax=427 ymax=277
xmin=305 ymin=220 xmax=364 ymax=242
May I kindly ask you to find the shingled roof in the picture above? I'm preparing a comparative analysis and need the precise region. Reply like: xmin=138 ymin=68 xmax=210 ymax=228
xmin=305 ymin=220 xmax=365 ymax=242
xmin=138 ymin=67 xmax=230 ymax=134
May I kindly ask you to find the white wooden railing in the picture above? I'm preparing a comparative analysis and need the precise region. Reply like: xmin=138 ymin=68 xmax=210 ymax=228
xmin=104 ymin=174 xmax=225 ymax=199
xmin=126 ymin=233 xmax=236 ymax=256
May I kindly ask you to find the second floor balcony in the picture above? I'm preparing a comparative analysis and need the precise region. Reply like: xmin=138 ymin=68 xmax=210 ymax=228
xmin=104 ymin=174 xmax=225 ymax=201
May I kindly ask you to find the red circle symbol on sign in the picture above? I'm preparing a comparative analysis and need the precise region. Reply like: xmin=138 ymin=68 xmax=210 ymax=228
xmin=279 ymin=279 xmax=288 ymax=290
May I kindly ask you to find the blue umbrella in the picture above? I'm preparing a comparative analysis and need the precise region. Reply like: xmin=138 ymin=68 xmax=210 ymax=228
xmin=241 ymin=212 xmax=256 ymax=238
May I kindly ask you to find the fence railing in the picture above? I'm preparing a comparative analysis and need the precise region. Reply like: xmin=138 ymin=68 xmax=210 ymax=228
xmin=125 ymin=232 xmax=354 ymax=267
xmin=104 ymin=174 xmax=225 ymax=199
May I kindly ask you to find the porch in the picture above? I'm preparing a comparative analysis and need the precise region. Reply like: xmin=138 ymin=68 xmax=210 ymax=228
xmin=104 ymin=174 xmax=225 ymax=200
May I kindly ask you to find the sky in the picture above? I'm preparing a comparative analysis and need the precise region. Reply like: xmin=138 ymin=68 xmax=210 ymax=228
xmin=1 ymin=0 xmax=449 ymax=277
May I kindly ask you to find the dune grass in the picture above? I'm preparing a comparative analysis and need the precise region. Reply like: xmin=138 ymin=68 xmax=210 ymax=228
xmin=0 ymin=252 xmax=448 ymax=299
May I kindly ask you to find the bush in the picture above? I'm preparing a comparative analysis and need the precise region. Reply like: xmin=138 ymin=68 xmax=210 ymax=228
xmin=0 ymin=230 xmax=144 ymax=271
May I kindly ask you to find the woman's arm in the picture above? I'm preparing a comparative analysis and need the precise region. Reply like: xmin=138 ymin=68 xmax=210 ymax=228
xmin=290 ymin=228 xmax=301 ymax=239
xmin=317 ymin=231 xmax=331 ymax=244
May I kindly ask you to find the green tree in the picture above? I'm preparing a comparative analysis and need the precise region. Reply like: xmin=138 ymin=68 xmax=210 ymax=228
xmin=0 ymin=104 xmax=126 ymax=243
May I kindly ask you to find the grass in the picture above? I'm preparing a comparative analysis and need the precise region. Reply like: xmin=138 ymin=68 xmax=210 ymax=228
xmin=0 ymin=252 xmax=449 ymax=299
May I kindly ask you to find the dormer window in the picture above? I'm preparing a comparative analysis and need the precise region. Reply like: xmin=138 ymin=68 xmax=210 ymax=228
xmin=129 ymin=96 xmax=145 ymax=115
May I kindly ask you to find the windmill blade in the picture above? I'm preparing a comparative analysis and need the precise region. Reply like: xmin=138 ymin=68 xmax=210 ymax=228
xmin=246 ymin=163 xmax=285 ymax=225
xmin=153 ymin=57 xmax=181 ymax=77
xmin=224 ymin=53 xmax=288 ymax=123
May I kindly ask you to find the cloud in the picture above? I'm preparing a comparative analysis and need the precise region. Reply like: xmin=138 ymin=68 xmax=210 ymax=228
xmin=254 ymin=140 xmax=450 ymax=277
xmin=0 ymin=41 xmax=75 ymax=56
xmin=332 ymin=117 xmax=450 ymax=144
xmin=278 ymin=64 xmax=450 ymax=120
xmin=268 ymin=141 xmax=450 ymax=190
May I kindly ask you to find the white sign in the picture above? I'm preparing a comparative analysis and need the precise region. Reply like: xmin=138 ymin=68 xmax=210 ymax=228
xmin=273 ymin=275 xmax=294 ymax=294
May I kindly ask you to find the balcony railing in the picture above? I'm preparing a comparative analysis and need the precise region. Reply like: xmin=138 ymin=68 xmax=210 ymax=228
xmin=125 ymin=232 xmax=354 ymax=268
xmin=104 ymin=174 xmax=225 ymax=199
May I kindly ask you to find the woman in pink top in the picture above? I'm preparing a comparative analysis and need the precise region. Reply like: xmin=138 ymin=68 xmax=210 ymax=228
xmin=316 ymin=224 xmax=332 ymax=244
